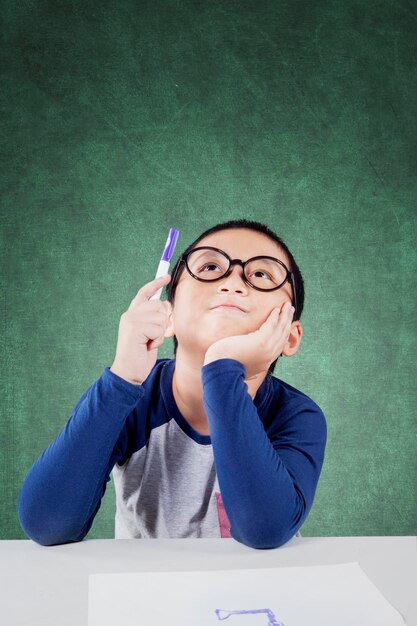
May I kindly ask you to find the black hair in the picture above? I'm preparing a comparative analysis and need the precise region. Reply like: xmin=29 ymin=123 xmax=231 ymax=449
xmin=164 ymin=218 xmax=304 ymax=376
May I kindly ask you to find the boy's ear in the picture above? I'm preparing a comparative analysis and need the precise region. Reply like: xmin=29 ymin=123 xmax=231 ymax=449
xmin=164 ymin=306 xmax=175 ymax=338
xmin=281 ymin=320 xmax=303 ymax=357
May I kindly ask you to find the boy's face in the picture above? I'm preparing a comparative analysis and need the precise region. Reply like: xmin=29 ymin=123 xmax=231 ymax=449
xmin=165 ymin=228 xmax=296 ymax=359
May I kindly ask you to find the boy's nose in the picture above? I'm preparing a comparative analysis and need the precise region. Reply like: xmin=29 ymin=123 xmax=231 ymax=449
xmin=217 ymin=266 xmax=248 ymax=291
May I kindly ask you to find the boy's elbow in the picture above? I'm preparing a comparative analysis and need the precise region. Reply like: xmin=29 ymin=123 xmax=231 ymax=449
xmin=20 ymin=520 xmax=86 ymax=547
xmin=19 ymin=511 xmax=85 ymax=546
xmin=231 ymin=524 xmax=297 ymax=550
xmin=229 ymin=496 xmax=306 ymax=550
xmin=18 ymin=497 xmax=86 ymax=547
xmin=23 ymin=531 xmax=80 ymax=547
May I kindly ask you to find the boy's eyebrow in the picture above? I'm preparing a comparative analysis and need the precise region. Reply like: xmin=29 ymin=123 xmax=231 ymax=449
xmin=217 ymin=249 xmax=286 ymax=263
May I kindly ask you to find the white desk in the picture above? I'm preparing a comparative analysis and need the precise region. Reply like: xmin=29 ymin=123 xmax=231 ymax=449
xmin=1 ymin=536 xmax=415 ymax=626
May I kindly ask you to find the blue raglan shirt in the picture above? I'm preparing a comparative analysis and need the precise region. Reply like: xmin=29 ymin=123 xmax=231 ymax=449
xmin=17 ymin=358 xmax=327 ymax=549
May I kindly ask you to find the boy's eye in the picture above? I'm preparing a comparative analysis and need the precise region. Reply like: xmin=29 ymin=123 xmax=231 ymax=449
xmin=250 ymin=270 xmax=272 ymax=280
xmin=198 ymin=265 xmax=274 ymax=283
xmin=200 ymin=263 xmax=222 ymax=273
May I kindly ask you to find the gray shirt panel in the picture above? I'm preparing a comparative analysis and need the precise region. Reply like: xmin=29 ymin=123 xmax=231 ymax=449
xmin=112 ymin=417 xmax=222 ymax=539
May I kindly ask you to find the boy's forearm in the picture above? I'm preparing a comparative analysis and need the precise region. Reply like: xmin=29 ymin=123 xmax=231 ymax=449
xmin=17 ymin=367 xmax=143 ymax=546
xmin=201 ymin=360 xmax=326 ymax=549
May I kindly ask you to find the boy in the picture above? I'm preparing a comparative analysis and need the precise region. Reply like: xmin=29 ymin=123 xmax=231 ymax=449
xmin=18 ymin=219 xmax=327 ymax=548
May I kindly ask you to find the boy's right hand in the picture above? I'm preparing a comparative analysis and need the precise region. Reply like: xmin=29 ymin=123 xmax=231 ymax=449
xmin=110 ymin=274 xmax=172 ymax=385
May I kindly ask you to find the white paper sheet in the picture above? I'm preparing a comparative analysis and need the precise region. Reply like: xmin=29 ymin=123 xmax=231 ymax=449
xmin=88 ymin=562 xmax=405 ymax=626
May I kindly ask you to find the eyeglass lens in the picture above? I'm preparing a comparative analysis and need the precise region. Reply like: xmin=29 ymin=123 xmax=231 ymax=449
xmin=187 ymin=248 xmax=287 ymax=290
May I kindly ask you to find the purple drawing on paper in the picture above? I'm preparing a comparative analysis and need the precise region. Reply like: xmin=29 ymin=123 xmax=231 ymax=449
xmin=215 ymin=608 xmax=285 ymax=625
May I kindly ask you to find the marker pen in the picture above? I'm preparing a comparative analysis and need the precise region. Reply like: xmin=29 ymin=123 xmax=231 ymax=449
xmin=149 ymin=228 xmax=180 ymax=301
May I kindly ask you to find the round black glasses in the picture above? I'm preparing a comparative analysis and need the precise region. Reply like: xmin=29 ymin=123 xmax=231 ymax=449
xmin=170 ymin=246 xmax=298 ymax=315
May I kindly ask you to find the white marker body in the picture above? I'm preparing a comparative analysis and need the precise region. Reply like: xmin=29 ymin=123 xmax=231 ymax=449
xmin=149 ymin=259 xmax=171 ymax=300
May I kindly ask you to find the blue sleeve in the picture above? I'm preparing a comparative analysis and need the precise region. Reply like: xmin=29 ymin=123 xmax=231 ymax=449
xmin=201 ymin=359 xmax=327 ymax=549
xmin=17 ymin=367 xmax=144 ymax=546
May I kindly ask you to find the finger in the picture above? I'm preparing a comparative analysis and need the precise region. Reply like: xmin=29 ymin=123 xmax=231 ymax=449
xmin=279 ymin=303 xmax=294 ymax=323
xmin=163 ymin=300 xmax=173 ymax=316
xmin=262 ymin=305 xmax=292 ymax=345
xmin=257 ymin=308 xmax=280 ymax=340
xmin=280 ymin=305 xmax=294 ymax=342
xmin=267 ymin=303 xmax=288 ymax=318
xmin=139 ymin=320 xmax=166 ymax=340
xmin=128 ymin=275 xmax=171 ymax=310
xmin=272 ymin=303 xmax=291 ymax=324
xmin=280 ymin=301 xmax=292 ymax=313
xmin=148 ymin=336 xmax=165 ymax=350
xmin=259 ymin=304 xmax=292 ymax=338
xmin=271 ymin=308 xmax=281 ymax=325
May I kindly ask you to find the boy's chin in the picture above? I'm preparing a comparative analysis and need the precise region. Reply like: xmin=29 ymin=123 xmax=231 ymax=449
xmin=203 ymin=328 xmax=246 ymax=347
xmin=206 ymin=316 xmax=248 ymax=330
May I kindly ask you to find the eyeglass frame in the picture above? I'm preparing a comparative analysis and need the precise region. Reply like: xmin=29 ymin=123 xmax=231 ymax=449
xmin=169 ymin=245 xmax=298 ymax=317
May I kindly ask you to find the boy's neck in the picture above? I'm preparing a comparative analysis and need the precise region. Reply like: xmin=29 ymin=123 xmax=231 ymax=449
xmin=172 ymin=351 xmax=268 ymax=436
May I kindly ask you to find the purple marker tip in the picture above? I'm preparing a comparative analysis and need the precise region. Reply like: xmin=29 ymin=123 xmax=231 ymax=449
xmin=162 ymin=228 xmax=179 ymax=262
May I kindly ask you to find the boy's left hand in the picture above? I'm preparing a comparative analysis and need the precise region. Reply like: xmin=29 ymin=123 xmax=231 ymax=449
xmin=203 ymin=302 xmax=295 ymax=380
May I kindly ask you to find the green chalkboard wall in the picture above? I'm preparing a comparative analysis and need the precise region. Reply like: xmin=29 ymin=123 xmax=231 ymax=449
xmin=1 ymin=0 xmax=416 ymax=540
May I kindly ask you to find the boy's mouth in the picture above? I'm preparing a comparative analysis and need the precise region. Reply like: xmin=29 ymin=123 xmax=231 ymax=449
xmin=211 ymin=305 xmax=247 ymax=313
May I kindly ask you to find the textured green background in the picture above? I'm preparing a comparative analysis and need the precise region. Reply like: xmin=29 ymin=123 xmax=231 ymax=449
xmin=1 ymin=1 xmax=416 ymax=540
